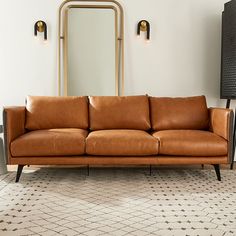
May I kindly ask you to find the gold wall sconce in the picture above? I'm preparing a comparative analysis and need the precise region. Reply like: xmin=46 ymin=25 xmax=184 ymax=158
xmin=34 ymin=20 xmax=47 ymax=40
xmin=137 ymin=20 xmax=150 ymax=40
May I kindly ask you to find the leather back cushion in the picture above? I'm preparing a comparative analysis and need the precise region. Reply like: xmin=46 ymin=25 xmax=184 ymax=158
xmin=89 ymin=96 xmax=151 ymax=130
xmin=25 ymin=96 xmax=89 ymax=130
xmin=150 ymin=95 xmax=209 ymax=131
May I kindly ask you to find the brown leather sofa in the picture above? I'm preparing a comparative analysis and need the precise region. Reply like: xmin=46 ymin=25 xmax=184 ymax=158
xmin=3 ymin=95 xmax=234 ymax=182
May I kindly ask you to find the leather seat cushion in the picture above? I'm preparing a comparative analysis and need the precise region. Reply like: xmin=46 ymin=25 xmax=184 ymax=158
xmin=86 ymin=130 xmax=159 ymax=156
xmin=11 ymin=129 xmax=88 ymax=157
xmin=150 ymin=96 xmax=209 ymax=130
xmin=152 ymin=130 xmax=227 ymax=156
xmin=25 ymin=96 xmax=89 ymax=130
xmin=89 ymin=96 xmax=151 ymax=130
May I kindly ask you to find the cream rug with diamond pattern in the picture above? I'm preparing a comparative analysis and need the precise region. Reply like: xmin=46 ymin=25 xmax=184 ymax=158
xmin=0 ymin=167 xmax=236 ymax=236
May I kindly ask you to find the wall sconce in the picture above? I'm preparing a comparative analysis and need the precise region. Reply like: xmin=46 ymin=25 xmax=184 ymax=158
xmin=34 ymin=20 xmax=47 ymax=40
xmin=137 ymin=20 xmax=150 ymax=40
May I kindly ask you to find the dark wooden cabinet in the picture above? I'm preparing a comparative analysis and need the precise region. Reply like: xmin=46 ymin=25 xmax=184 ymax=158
xmin=221 ymin=0 xmax=236 ymax=99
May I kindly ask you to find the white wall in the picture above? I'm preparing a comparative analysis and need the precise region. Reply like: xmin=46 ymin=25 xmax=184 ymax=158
xmin=122 ymin=0 xmax=227 ymax=101
xmin=0 ymin=0 xmax=59 ymax=117
xmin=0 ymin=0 xmax=234 ymax=115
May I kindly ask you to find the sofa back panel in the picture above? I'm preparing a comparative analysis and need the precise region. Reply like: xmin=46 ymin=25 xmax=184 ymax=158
xmin=150 ymin=95 xmax=209 ymax=131
xmin=25 ymin=96 xmax=89 ymax=130
xmin=89 ymin=95 xmax=151 ymax=130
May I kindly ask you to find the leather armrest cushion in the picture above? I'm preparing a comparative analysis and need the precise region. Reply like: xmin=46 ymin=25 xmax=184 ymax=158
xmin=3 ymin=106 xmax=26 ymax=161
xmin=209 ymin=107 xmax=234 ymax=141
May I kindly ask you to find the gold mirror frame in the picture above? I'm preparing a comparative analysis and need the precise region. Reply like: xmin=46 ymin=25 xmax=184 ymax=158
xmin=58 ymin=0 xmax=124 ymax=96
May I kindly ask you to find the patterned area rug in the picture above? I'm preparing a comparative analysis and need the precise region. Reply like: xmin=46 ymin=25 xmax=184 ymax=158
xmin=0 ymin=167 xmax=236 ymax=236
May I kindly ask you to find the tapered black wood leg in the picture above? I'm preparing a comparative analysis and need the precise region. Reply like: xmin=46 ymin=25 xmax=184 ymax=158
xmin=87 ymin=165 xmax=90 ymax=176
xmin=213 ymin=164 xmax=221 ymax=181
xmin=149 ymin=165 xmax=152 ymax=176
xmin=230 ymin=162 xmax=234 ymax=170
xmin=16 ymin=165 xmax=24 ymax=183
xmin=201 ymin=164 xmax=204 ymax=169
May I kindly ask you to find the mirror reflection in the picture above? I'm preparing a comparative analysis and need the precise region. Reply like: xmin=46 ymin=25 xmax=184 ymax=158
xmin=66 ymin=8 xmax=117 ymax=96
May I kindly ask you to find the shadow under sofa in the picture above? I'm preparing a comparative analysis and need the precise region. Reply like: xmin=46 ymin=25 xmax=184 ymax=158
xmin=3 ymin=95 xmax=234 ymax=182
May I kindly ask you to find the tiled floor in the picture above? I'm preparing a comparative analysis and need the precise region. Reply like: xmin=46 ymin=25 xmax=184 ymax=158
xmin=0 ymin=167 xmax=236 ymax=236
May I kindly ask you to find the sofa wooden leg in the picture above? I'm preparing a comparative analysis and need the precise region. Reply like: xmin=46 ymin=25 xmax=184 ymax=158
xmin=149 ymin=165 xmax=152 ymax=176
xmin=201 ymin=164 xmax=204 ymax=169
xmin=213 ymin=164 xmax=221 ymax=181
xmin=16 ymin=165 xmax=24 ymax=183
xmin=87 ymin=165 xmax=90 ymax=176
xmin=230 ymin=162 xmax=234 ymax=170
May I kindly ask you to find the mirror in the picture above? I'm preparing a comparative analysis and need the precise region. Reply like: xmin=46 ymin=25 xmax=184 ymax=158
xmin=58 ymin=1 xmax=124 ymax=96
xmin=67 ymin=8 xmax=116 ymax=96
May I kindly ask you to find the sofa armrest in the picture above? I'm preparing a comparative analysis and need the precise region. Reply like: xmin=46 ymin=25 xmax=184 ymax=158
xmin=3 ymin=106 xmax=26 ymax=163
xmin=209 ymin=107 xmax=233 ymax=141
xmin=209 ymin=107 xmax=234 ymax=164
